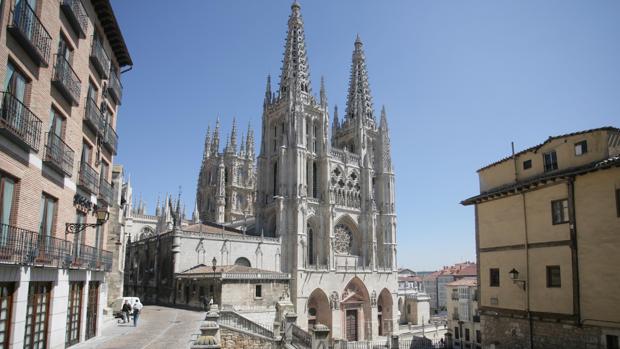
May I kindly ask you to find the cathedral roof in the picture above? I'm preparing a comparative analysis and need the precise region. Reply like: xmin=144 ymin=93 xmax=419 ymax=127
xmin=177 ymin=264 xmax=290 ymax=280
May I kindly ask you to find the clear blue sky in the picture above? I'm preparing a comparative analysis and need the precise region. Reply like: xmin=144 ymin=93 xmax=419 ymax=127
xmin=112 ymin=1 xmax=620 ymax=271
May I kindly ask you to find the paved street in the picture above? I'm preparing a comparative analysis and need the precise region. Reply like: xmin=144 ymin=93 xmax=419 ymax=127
xmin=72 ymin=306 xmax=204 ymax=349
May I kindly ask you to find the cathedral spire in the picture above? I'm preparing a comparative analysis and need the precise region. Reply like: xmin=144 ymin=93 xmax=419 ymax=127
xmin=320 ymin=76 xmax=327 ymax=108
xmin=264 ymin=75 xmax=272 ymax=107
xmin=278 ymin=1 xmax=312 ymax=97
xmin=212 ymin=118 xmax=221 ymax=155
xmin=380 ymin=105 xmax=389 ymax=131
xmin=202 ymin=125 xmax=211 ymax=162
xmin=345 ymin=35 xmax=374 ymax=126
xmin=246 ymin=122 xmax=255 ymax=158
xmin=332 ymin=105 xmax=339 ymax=130
xmin=229 ymin=117 xmax=238 ymax=153
xmin=192 ymin=201 xmax=200 ymax=224
xmin=379 ymin=105 xmax=392 ymax=172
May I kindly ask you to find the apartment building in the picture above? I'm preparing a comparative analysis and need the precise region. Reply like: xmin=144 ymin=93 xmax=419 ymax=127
xmin=0 ymin=0 xmax=131 ymax=348
xmin=446 ymin=278 xmax=481 ymax=349
xmin=422 ymin=262 xmax=476 ymax=312
xmin=462 ymin=127 xmax=620 ymax=349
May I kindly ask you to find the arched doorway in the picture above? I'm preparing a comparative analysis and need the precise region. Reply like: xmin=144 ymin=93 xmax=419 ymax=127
xmin=377 ymin=289 xmax=393 ymax=336
xmin=307 ymin=289 xmax=332 ymax=332
xmin=341 ymin=277 xmax=371 ymax=341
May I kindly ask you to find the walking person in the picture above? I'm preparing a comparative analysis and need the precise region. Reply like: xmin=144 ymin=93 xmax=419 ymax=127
xmin=121 ymin=300 xmax=132 ymax=324
xmin=132 ymin=299 xmax=143 ymax=327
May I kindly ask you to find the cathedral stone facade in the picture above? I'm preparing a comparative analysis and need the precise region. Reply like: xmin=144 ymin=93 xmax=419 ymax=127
xmin=196 ymin=118 xmax=256 ymax=224
xmin=252 ymin=2 xmax=399 ymax=340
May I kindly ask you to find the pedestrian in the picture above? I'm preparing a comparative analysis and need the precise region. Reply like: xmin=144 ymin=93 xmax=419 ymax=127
xmin=208 ymin=296 xmax=214 ymax=311
xmin=121 ymin=300 xmax=132 ymax=324
xmin=132 ymin=300 xmax=143 ymax=327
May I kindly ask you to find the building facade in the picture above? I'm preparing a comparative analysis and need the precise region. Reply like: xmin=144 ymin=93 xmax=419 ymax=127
xmin=196 ymin=118 xmax=255 ymax=225
xmin=462 ymin=127 xmax=620 ymax=349
xmin=0 ymin=0 xmax=131 ymax=348
xmin=446 ymin=278 xmax=481 ymax=349
xmin=422 ymin=262 xmax=476 ymax=312
xmin=252 ymin=2 xmax=399 ymax=341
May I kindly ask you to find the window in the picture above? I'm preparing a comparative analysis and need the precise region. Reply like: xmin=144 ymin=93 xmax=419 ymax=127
xmin=49 ymin=108 xmax=65 ymax=137
xmin=476 ymin=330 xmax=481 ymax=344
xmin=490 ymin=268 xmax=500 ymax=287
xmin=0 ymin=283 xmax=14 ymax=349
xmin=523 ymin=159 xmax=532 ymax=170
xmin=74 ymin=211 xmax=86 ymax=256
xmin=543 ymin=151 xmax=558 ymax=172
xmin=607 ymin=335 xmax=619 ymax=349
xmin=255 ymin=285 xmax=262 ymax=298
xmin=273 ymin=162 xmax=278 ymax=197
xmin=312 ymin=162 xmax=317 ymax=198
xmin=100 ymin=160 xmax=109 ymax=182
xmin=24 ymin=282 xmax=51 ymax=349
xmin=454 ymin=327 xmax=460 ymax=339
xmin=616 ymin=189 xmax=620 ymax=218
xmin=65 ymin=282 xmax=83 ymax=347
xmin=574 ymin=140 xmax=588 ymax=156
xmin=551 ymin=199 xmax=569 ymax=224
xmin=465 ymin=328 xmax=470 ymax=341
xmin=4 ymin=62 xmax=27 ymax=103
xmin=546 ymin=265 xmax=561 ymax=288
xmin=57 ymin=34 xmax=73 ymax=62
xmin=87 ymin=81 xmax=98 ymax=103
xmin=39 ymin=194 xmax=57 ymax=237
xmin=81 ymin=141 xmax=92 ymax=165
xmin=307 ymin=225 xmax=314 ymax=265
xmin=0 ymin=174 xmax=16 ymax=244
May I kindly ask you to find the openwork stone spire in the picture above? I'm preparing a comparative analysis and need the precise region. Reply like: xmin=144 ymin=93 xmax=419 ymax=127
xmin=211 ymin=118 xmax=221 ymax=156
xmin=278 ymin=1 xmax=312 ymax=96
xmin=345 ymin=35 xmax=374 ymax=125
xmin=379 ymin=105 xmax=392 ymax=171
xmin=246 ymin=122 xmax=254 ymax=158
xmin=227 ymin=117 xmax=238 ymax=153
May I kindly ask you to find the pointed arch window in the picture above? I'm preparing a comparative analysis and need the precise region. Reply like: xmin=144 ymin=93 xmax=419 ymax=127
xmin=312 ymin=162 xmax=317 ymax=198
xmin=307 ymin=223 xmax=315 ymax=265
xmin=273 ymin=161 xmax=278 ymax=197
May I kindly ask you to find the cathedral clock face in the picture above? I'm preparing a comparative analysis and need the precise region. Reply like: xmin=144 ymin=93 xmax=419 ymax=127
xmin=334 ymin=224 xmax=353 ymax=254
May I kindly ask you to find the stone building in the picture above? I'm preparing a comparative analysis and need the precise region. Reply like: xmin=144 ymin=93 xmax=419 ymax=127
xmin=0 ymin=0 xmax=131 ymax=347
xmin=196 ymin=118 xmax=255 ymax=225
xmin=462 ymin=127 xmax=620 ymax=348
xmin=251 ymin=2 xmax=399 ymax=341
xmin=422 ymin=262 xmax=477 ymax=312
xmin=446 ymin=278 xmax=481 ymax=349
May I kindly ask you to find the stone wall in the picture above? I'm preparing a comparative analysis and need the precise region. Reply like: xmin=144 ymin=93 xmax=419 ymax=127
xmin=220 ymin=327 xmax=275 ymax=349
xmin=481 ymin=314 xmax=605 ymax=349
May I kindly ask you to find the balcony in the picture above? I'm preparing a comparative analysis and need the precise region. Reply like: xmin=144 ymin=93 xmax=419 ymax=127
xmin=8 ymin=0 xmax=51 ymax=66
xmin=0 ymin=92 xmax=43 ymax=152
xmin=99 ymin=178 xmax=113 ymax=205
xmin=52 ymin=55 xmax=81 ymax=106
xmin=60 ymin=0 xmax=87 ymax=38
xmin=84 ymin=97 xmax=105 ymax=134
xmin=107 ymin=71 xmax=123 ymax=104
xmin=44 ymin=132 xmax=74 ymax=176
xmin=90 ymin=38 xmax=110 ymax=78
xmin=78 ymin=161 xmax=99 ymax=195
xmin=102 ymin=123 xmax=118 ymax=155
xmin=473 ymin=315 xmax=480 ymax=323
xmin=0 ymin=223 xmax=112 ymax=271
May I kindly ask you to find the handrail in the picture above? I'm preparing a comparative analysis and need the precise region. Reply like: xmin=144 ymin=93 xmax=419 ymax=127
xmin=84 ymin=97 xmax=105 ymax=133
xmin=291 ymin=323 xmax=311 ymax=348
xmin=44 ymin=132 xmax=75 ymax=176
xmin=0 ymin=91 xmax=43 ymax=151
xmin=219 ymin=310 xmax=274 ymax=339
xmin=78 ymin=161 xmax=99 ymax=195
xmin=90 ymin=37 xmax=110 ymax=77
xmin=52 ymin=54 xmax=81 ymax=104
xmin=60 ymin=0 xmax=88 ymax=36
xmin=10 ymin=0 xmax=52 ymax=65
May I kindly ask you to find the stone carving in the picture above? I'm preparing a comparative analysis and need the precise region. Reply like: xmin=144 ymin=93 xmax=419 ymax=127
xmin=333 ymin=224 xmax=352 ymax=254
xmin=330 ymin=291 xmax=339 ymax=310
xmin=371 ymin=290 xmax=377 ymax=307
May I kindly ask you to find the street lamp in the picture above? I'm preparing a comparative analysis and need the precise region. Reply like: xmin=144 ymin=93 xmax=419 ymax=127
xmin=509 ymin=268 xmax=526 ymax=290
xmin=65 ymin=206 xmax=110 ymax=238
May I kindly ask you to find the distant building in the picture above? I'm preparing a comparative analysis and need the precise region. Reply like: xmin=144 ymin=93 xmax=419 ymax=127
xmin=446 ymin=278 xmax=480 ymax=349
xmin=422 ymin=262 xmax=477 ymax=312
xmin=462 ymin=127 xmax=620 ymax=348
xmin=397 ymin=268 xmax=430 ymax=325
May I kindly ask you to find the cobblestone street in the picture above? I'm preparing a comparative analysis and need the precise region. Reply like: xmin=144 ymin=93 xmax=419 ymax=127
xmin=72 ymin=306 xmax=204 ymax=349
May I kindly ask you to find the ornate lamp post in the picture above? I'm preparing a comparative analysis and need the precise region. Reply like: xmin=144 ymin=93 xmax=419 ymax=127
xmin=65 ymin=206 xmax=110 ymax=238
xmin=509 ymin=268 xmax=527 ymax=290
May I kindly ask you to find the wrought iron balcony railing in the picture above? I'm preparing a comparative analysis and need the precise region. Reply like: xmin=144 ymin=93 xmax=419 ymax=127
xmin=90 ymin=38 xmax=110 ymax=78
xmin=8 ymin=0 xmax=52 ymax=66
xmin=103 ymin=123 xmax=118 ymax=155
xmin=0 ymin=92 xmax=42 ymax=152
xmin=107 ymin=71 xmax=123 ymax=104
xmin=52 ymin=54 xmax=81 ymax=106
xmin=0 ymin=223 xmax=72 ymax=268
xmin=84 ymin=97 xmax=105 ymax=134
xmin=44 ymin=132 xmax=74 ymax=176
xmin=78 ymin=161 xmax=99 ymax=195
xmin=99 ymin=178 xmax=113 ymax=205
xmin=60 ymin=0 xmax=88 ymax=38
xmin=73 ymin=244 xmax=112 ymax=271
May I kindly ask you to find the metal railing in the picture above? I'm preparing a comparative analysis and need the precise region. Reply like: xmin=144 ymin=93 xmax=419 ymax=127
xmin=291 ymin=323 xmax=311 ymax=348
xmin=99 ymin=178 xmax=113 ymax=205
xmin=345 ymin=339 xmax=388 ymax=349
xmin=219 ymin=310 xmax=274 ymax=338
xmin=60 ymin=0 xmax=88 ymax=37
xmin=397 ymin=337 xmax=446 ymax=349
xmin=73 ymin=244 xmax=112 ymax=271
xmin=108 ymin=70 xmax=122 ymax=104
xmin=52 ymin=54 xmax=81 ymax=105
xmin=44 ymin=132 xmax=74 ymax=176
xmin=103 ymin=123 xmax=118 ymax=154
xmin=84 ymin=97 xmax=105 ymax=133
xmin=9 ymin=0 xmax=51 ymax=66
xmin=90 ymin=38 xmax=110 ymax=78
xmin=0 ymin=92 xmax=42 ymax=152
xmin=78 ymin=161 xmax=99 ymax=195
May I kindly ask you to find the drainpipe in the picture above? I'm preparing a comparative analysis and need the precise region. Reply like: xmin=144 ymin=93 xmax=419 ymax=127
xmin=520 ymin=192 xmax=533 ymax=349
xmin=567 ymin=177 xmax=581 ymax=325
